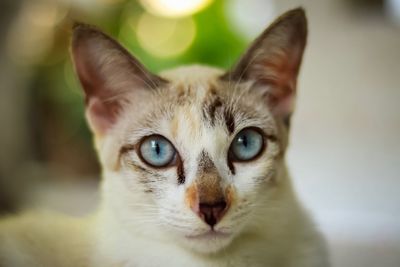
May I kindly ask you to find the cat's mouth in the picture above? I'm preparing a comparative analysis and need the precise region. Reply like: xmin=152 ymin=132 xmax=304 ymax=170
xmin=185 ymin=230 xmax=231 ymax=240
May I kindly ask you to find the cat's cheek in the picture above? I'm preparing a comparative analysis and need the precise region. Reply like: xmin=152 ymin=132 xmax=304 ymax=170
xmin=154 ymin=185 xmax=201 ymax=230
xmin=233 ymin=153 xmax=280 ymax=189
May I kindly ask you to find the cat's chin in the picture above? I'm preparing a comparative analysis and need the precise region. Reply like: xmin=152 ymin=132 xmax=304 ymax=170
xmin=178 ymin=230 xmax=235 ymax=254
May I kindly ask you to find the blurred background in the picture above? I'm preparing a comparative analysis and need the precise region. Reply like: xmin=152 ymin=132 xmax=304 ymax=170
xmin=0 ymin=0 xmax=399 ymax=266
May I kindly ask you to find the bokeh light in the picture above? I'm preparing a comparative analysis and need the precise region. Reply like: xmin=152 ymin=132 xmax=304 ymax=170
xmin=226 ymin=0 xmax=275 ymax=40
xmin=26 ymin=0 xmax=68 ymax=27
xmin=139 ymin=0 xmax=213 ymax=17
xmin=136 ymin=13 xmax=196 ymax=58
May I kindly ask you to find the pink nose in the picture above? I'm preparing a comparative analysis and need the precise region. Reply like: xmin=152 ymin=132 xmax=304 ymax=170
xmin=198 ymin=201 xmax=227 ymax=227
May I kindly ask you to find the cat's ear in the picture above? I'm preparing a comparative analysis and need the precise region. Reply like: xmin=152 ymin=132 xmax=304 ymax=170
xmin=222 ymin=8 xmax=307 ymax=123
xmin=71 ymin=23 xmax=167 ymax=135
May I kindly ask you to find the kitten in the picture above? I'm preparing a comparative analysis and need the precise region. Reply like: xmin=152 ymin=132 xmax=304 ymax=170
xmin=0 ymin=8 xmax=329 ymax=267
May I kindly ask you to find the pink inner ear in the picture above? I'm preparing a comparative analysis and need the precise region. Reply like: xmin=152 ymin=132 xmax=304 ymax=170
xmin=271 ymin=94 xmax=295 ymax=118
xmin=255 ymin=44 xmax=303 ymax=117
xmin=258 ymin=82 xmax=294 ymax=118
xmin=86 ymin=97 xmax=119 ymax=135
xmin=261 ymin=49 xmax=298 ymax=89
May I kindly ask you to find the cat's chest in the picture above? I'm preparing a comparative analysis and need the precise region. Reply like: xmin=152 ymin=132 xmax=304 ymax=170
xmin=92 ymin=237 xmax=277 ymax=267
xmin=99 ymin=252 xmax=273 ymax=267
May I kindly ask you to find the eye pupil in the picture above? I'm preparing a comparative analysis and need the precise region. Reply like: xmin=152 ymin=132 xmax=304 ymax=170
xmin=154 ymin=142 xmax=161 ymax=155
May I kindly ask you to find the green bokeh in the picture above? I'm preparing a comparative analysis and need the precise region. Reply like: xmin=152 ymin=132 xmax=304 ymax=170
xmin=40 ymin=0 xmax=248 ymax=142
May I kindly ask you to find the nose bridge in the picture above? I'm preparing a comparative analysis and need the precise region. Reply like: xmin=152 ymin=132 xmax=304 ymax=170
xmin=197 ymin=172 xmax=224 ymax=204
xmin=195 ymin=151 xmax=224 ymax=203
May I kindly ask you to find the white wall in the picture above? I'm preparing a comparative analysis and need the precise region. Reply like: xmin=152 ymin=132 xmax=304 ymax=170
xmin=274 ymin=1 xmax=400 ymax=266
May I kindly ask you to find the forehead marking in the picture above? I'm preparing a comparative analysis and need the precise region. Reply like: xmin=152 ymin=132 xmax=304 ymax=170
xmin=223 ymin=108 xmax=235 ymax=134
xmin=202 ymin=96 xmax=235 ymax=134
xmin=176 ymin=85 xmax=186 ymax=104
xmin=208 ymin=84 xmax=218 ymax=96
xmin=205 ymin=97 xmax=222 ymax=126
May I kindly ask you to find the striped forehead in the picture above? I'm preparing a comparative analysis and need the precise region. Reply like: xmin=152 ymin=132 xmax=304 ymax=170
xmin=168 ymin=83 xmax=236 ymax=140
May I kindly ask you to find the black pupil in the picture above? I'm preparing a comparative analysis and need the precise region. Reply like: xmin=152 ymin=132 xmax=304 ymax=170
xmin=154 ymin=141 xmax=161 ymax=155
xmin=240 ymin=134 xmax=248 ymax=147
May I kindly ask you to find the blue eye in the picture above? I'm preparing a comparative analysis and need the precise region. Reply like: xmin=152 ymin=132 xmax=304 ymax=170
xmin=139 ymin=135 xmax=176 ymax=167
xmin=230 ymin=128 xmax=264 ymax=161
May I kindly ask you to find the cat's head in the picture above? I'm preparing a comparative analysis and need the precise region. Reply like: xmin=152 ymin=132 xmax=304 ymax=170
xmin=71 ymin=8 xmax=307 ymax=254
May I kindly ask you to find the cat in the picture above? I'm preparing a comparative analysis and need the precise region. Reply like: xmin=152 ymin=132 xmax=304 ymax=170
xmin=0 ymin=8 xmax=329 ymax=267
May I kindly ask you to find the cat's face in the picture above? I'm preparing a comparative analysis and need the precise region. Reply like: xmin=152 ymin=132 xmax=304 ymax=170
xmin=103 ymin=67 xmax=286 ymax=253
xmin=71 ymin=9 xmax=307 ymax=253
